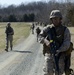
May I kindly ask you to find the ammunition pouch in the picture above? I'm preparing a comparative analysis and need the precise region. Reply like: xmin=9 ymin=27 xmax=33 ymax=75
xmin=64 ymin=42 xmax=73 ymax=56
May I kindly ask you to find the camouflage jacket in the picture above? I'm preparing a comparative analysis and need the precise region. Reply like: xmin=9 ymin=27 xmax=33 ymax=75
xmin=5 ymin=26 xmax=14 ymax=37
xmin=39 ymin=24 xmax=71 ymax=55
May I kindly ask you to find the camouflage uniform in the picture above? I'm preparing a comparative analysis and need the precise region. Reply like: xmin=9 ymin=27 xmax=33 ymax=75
xmin=31 ymin=23 xmax=35 ymax=34
xmin=5 ymin=22 xmax=14 ymax=51
xmin=39 ymin=10 xmax=71 ymax=75
xmin=36 ymin=27 xmax=41 ymax=42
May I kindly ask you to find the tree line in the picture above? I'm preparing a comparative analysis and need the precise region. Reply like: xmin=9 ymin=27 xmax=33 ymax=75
xmin=0 ymin=1 xmax=74 ymax=26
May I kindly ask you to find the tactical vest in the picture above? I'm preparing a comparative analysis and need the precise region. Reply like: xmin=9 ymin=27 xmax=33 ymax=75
xmin=52 ymin=25 xmax=73 ymax=56
xmin=6 ymin=27 xmax=14 ymax=35
xmin=43 ymin=25 xmax=73 ymax=56
xmin=43 ymin=25 xmax=66 ymax=55
xmin=52 ymin=25 xmax=66 ymax=48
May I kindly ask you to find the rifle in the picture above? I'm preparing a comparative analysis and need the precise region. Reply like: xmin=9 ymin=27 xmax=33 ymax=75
xmin=47 ymin=27 xmax=60 ymax=75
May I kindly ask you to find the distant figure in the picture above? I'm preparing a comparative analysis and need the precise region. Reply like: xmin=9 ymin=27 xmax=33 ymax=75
xmin=31 ymin=23 xmax=35 ymax=34
xmin=5 ymin=22 xmax=14 ymax=52
xmin=36 ymin=27 xmax=41 ymax=42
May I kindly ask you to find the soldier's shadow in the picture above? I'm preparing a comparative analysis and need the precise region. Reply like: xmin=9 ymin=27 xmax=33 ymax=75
xmin=13 ymin=50 xmax=32 ymax=53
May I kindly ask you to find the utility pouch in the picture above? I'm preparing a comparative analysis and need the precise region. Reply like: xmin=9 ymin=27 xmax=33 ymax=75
xmin=65 ymin=42 xmax=73 ymax=56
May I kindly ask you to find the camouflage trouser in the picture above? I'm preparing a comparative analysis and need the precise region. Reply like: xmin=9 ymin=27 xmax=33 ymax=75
xmin=6 ymin=35 xmax=13 ymax=50
xmin=36 ymin=33 xmax=39 ymax=42
xmin=64 ymin=54 xmax=71 ymax=75
xmin=32 ymin=29 xmax=34 ymax=34
xmin=43 ymin=53 xmax=65 ymax=75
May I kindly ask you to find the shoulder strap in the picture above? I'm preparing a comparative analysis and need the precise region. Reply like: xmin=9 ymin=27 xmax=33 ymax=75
xmin=63 ymin=26 xmax=66 ymax=33
xmin=47 ymin=26 xmax=66 ymax=41
xmin=50 ymin=27 xmax=57 ymax=40
xmin=47 ymin=27 xmax=56 ymax=40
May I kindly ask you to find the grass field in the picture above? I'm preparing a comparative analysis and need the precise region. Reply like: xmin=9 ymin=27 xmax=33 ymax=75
xmin=68 ymin=27 xmax=74 ymax=50
xmin=0 ymin=22 xmax=31 ymax=52
xmin=0 ymin=23 xmax=74 ymax=53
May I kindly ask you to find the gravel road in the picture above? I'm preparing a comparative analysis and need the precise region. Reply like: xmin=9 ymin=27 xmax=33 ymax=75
xmin=0 ymin=27 xmax=74 ymax=75
xmin=0 ymin=32 xmax=44 ymax=75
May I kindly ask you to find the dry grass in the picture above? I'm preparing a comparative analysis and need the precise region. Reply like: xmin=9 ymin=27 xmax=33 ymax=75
xmin=0 ymin=22 xmax=31 ymax=52
xmin=68 ymin=27 xmax=74 ymax=34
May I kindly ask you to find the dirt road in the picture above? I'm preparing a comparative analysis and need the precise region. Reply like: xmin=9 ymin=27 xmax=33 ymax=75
xmin=0 ymin=32 xmax=44 ymax=75
xmin=0 ymin=27 xmax=74 ymax=75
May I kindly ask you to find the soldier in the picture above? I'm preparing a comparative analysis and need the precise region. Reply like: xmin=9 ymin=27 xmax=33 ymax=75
xmin=31 ymin=23 xmax=35 ymax=34
xmin=36 ymin=27 xmax=41 ymax=42
xmin=5 ymin=22 xmax=14 ymax=52
xmin=39 ymin=10 xmax=71 ymax=75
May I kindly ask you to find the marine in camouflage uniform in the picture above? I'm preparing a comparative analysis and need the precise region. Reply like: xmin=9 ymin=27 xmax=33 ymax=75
xmin=39 ymin=10 xmax=71 ymax=75
xmin=31 ymin=23 xmax=35 ymax=34
xmin=5 ymin=22 xmax=14 ymax=52
xmin=36 ymin=27 xmax=41 ymax=42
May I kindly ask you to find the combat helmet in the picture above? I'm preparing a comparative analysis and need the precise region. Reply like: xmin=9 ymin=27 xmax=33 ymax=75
xmin=49 ymin=10 xmax=62 ymax=19
xmin=7 ymin=22 xmax=11 ymax=26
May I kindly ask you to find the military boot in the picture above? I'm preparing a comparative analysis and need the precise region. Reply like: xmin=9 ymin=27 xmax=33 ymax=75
xmin=5 ymin=46 xmax=8 ymax=52
xmin=65 ymin=69 xmax=73 ymax=75
xmin=69 ymin=68 xmax=74 ymax=75
xmin=5 ymin=48 xmax=8 ymax=52
xmin=11 ymin=46 xmax=13 ymax=51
